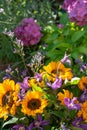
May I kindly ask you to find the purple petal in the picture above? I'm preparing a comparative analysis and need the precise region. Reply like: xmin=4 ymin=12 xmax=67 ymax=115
xmin=51 ymin=77 xmax=62 ymax=90
xmin=37 ymin=127 xmax=43 ymax=130
xmin=80 ymin=89 xmax=87 ymax=102
xmin=37 ymin=114 xmax=42 ymax=121
xmin=11 ymin=124 xmax=27 ymax=130
xmin=35 ymin=73 xmax=42 ymax=82
xmin=64 ymin=97 xmax=81 ymax=110
xmin=28 ymin=122 xmax=34 ymax=130
xmin=23 ymin=77 xmax=29 ymax=88
xmin=40 ymin=120 xmax=49 ymax=126
xmin=61 ymin=53 xmax=71 ymax=66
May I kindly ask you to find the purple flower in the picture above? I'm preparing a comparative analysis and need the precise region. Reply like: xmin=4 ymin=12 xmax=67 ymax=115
xmin=28 ymin=114 xmax=49 ymax=130
xmin=61 ymin=53 xmax=71 ymax=66
xmin=14 ymin=18 xmax=43 ymax=46
xmin=21 ymin=69 xmax=27 ymax=77
xmin=57 ymin=24 xmax=64 ymax=29
xmin=11 ymin=124 xmax=28 ymax=130
xmin=62 ymin=0 xmax=87 ymax=26
xmin=80 ymin=63 xmax=87 ymax=72
xmin=46 ymin=77 xmax=62 ymax=90
xmin=72 ymin=117 xmax=87 ymax=130
xmin=64 ymin=97 xmax=81 ymax=110
xmin=18 ymin=77 xmax=29 ymax=100
xmin=61 ymin=123 xmax=70 ymax=130
xmin=35 ymin=72 xmax=42 ymax=82
xmin=80 ymin=89 xmax=87 ymax=102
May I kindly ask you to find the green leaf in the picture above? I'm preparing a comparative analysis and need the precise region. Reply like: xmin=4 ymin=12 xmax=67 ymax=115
xmin=70 ymin=126 xmax=83 ymax=130
xmin=59 ymin=13 xmax=69 ymax=25
xmin=2 ymin=117 xmax=18 ymax=128
xmin=32 ymin=83 xmax=43 ymax=92
xmin=78 ymin=46 xmax=87 ymax=54
xmin=70 ymin=77 xmax=80 ymax=85
xmin=71 ymin=30 xmax=85 ymax=42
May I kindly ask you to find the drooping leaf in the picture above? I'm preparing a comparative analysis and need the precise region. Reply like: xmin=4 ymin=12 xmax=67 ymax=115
xmin=2 ymin=117 xmax=18 ymax=128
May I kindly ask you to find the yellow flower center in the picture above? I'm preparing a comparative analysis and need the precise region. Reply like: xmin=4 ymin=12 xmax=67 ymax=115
xmin=27 ymin=99 xmax=41 ymax=110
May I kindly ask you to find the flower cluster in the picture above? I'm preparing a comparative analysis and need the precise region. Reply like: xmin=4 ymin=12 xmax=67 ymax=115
xmin=1 ymin=54 xmax=87 ymax=130
xmin=14 ymin=18 xmax=43 ymax=46
xmin=63 ymin=0 xmax=87 ymax=26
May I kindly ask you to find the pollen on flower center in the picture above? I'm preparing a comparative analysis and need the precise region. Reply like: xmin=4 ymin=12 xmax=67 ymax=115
xmin=35 ymin=121 xmax=41 ymax=127
xmin=19 ymin=127 xmax=25 ymax=130
xmin=2 ymin=91 xmax=14 ymax=108
xmin=2 ymin=91 xmax=10 ymax=106
xmin=27 ymin=99 xmax=41 ymax=110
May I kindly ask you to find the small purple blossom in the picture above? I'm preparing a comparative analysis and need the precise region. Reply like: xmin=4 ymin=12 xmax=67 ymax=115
xmin=35 ymin=72 xmax=42 ymax=82
xmin=80 ymin=63 xmax=87 ymax=72
xmin=64 ymin=97 xmax=81 ymax=110
xmin=80 ymin=89 xmax=87 ymax=102
xmin=18 ymin=77 xmax=29 ymax=100
xmin=61 ymin=123 xmax=70 ymax=130
xmin=11 ymin=124 xmax=28 ymax=130
xmin=61 ymin=53 xmax=71 ymax=66
xmin=21 ymin=69 xmax=27 ymax=77
xmin=72 ymin=117 xmax=87 ymax=130
xmin=46 ymin=77 xmax=62 ymax=90
xmin=57 ymin=24 xmax=64 ymax=29
xmin=14 ymin=18 xmax=43 ymax=46
xmin=28 ymin=114 xmax=49 ymax=130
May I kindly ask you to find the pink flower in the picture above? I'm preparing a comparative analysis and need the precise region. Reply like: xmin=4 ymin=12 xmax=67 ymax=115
xmin=14 ymin=18 xmax=43 ymax=46
xmin=63 ymin=0 xmax=87 ymax=26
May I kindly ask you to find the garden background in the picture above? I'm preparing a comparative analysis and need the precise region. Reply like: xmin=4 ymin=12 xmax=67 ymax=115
xmin=0 ymin=0 xmax=87 ymax=130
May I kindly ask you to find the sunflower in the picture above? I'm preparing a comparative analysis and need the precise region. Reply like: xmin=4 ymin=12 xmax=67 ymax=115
xmin=57 ymin=89 xmax=73 ymax=105
xmin=78 ymin=77 xmax=87 ymax=90
xmin=0 ymin=79 xmax=20 ymax=120
xmin=43 ymin=61 xmax=73 ymax=81
xmin=21 ymin=91 xmax=48 ymax=116
xmin=77 ymin=100 xmax=87 ymax=122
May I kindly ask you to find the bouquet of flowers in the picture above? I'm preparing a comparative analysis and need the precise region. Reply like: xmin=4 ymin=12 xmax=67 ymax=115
xmin=0 ymin=0 xmax=87 ymax=130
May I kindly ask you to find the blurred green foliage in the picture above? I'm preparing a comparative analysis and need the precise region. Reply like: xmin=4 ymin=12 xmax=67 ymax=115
xmin=0 ymin=0 xmax=63 ymax=32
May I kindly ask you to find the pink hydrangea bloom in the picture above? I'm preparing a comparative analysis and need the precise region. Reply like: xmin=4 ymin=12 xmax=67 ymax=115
xmin=63 ymin=0 xmax=87 ymax=26
xmin=14 ymin=18 xmax=43 ymax=46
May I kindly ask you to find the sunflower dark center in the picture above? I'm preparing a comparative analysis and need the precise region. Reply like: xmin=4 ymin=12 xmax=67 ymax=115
xmin=27 ymin=99 xmax=41 ymax=110
xmin=2 ymin=91 xmax=10 ymax=106
xmin=2 ymin=91 xmax=14 ymax=107
xmin=51 ymin=69 xmax=56 ymax=74
xmin=83 ymin=83 xmax=87 ymax=88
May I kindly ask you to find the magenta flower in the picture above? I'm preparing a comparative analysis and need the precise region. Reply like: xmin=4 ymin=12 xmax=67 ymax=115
xmin=11 ymin=124 xmax=28 ymax=130
xmin=64 ymin=97 xmax=81 ymax=110
xmin=46 ymin=77 xmax=62 ymax=90
xmin=14 ymin=18 xmax=43 ymax=46
xmin=63 ymin=0 xmax=87 ymax=26
xmin=28 ymin=114 xmax=49 ymax=130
